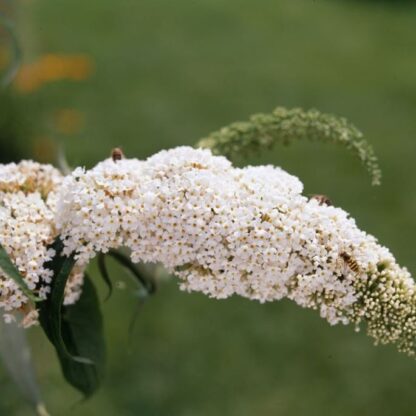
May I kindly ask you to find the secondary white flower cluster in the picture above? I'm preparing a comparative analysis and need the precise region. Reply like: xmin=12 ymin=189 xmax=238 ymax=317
xmin=0 ymin=160 xmax=62 ymax=197
xmin=0 ymin=161 xmax=85 ymax=327
xmin=57 ymin=146 xmax=416 ymax=356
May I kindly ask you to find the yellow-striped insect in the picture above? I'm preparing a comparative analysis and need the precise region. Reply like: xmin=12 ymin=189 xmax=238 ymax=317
xmin=340 ymin=252 xmax=360 ymax=274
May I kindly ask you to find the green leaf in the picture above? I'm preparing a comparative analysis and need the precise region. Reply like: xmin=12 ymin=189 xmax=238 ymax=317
xmin=97 ymin=253 xmax=113 ymax=301
xmin=97 ymin=250 xmax=157 ymax=345
xmin=56 ymin=275 xmax=106 ymax=398
xmin=0 ymin=244 xmax=40 ymax=302
xmin=0 ymin=318 xmax=50 ymax=415
xmin=38 ymin=238 xmax=83 ymax=363
xmin=107 ymin=249 xmax=156 ymax=294
xmin=104 ymin=250 xmax=156 ymax=346
xmin=103 ymin=250 xmax=156 ymax=344
xmin=39 ymin=238 xmax=106 ymax=397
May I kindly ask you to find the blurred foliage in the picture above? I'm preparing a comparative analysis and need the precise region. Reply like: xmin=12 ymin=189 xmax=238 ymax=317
xmin=359 ymin=0 xmax=416 ymax=4
xmin=0 ymin=4 xmax=25 ymax=162
xmin=0 ymin=6 xmax=22 ymax=88
xmin=0 ymin=91 xmax=26 ymax=162
xmin=1 ymin=0 xmax=416 ymax=415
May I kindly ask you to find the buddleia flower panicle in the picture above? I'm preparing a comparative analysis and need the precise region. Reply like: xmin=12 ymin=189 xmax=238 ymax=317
xmin=57 ymin=146 xmax=416 ymax=356
xmin=0 ymin=161 xmax=85 ymax=327
xmin=197 ymin=107 xmax=382 ymax=186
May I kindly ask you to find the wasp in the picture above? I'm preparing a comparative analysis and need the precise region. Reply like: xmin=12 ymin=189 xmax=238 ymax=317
xmin=111 ymin=147 xmax=124 ymax=162
xmin=340 ymin=252 xmax=360 ymax=274
xmin=310 ymin=194 xmax=332 ymax=206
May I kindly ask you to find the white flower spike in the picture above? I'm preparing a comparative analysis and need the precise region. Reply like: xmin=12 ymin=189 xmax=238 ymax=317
xmin=57 ymin=147 xmax=416 ymax=356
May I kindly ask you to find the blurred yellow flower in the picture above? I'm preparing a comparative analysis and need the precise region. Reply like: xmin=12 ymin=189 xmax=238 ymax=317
xmin=32 ymin=136 xmax=57 ymax=163
xmin=53 ymin=108 xmax=84 ymax=135
xmin=14 ymin=53 xmax=94 ymax=93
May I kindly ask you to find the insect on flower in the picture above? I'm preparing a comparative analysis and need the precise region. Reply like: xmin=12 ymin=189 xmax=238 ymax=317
xmin=190 ymin=162 xmax=206 ymax=169
xmin=111 ymin=147 xmax=124 ymax=162
xmin=310 ymin=194 xmax=332 ymax=206
xmin=340 ymin=252 xmax=360 ymax=274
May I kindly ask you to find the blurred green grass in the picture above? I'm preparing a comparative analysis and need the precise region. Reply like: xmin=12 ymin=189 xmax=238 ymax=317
xmin=1 ymin=0 xmax=416 ymax=414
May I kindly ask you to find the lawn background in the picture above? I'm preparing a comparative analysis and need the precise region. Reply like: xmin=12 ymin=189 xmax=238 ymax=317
xmin=1 ymin=0 xmax=416 ymax=414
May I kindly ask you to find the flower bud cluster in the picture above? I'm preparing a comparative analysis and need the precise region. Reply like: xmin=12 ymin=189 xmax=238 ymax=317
xmin=56 ymin=147 xmax=416 ymax=355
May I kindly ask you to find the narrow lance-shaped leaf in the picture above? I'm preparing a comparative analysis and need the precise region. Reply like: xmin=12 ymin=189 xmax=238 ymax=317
xmin=105 ymin=250 xmax=157 ymax=343
xmin=39 ymin=238 xmax=106 ymax=397
xmin=95 ymin=250 xmax=156 ymax=341
xmin=55 ymin=275 xmax=106 ymax=398
xmin=108 ymin=249 xmax=156 ymax=294
xmin=38 ymin=238 xmax=88 ymax=364
xmin=0 ymin=244 xmax=40 ymax=302
xmin=0 ymin=318 xmax=50 ymax=416
xmin=97 ymin=253 xmax=113 ymax=301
